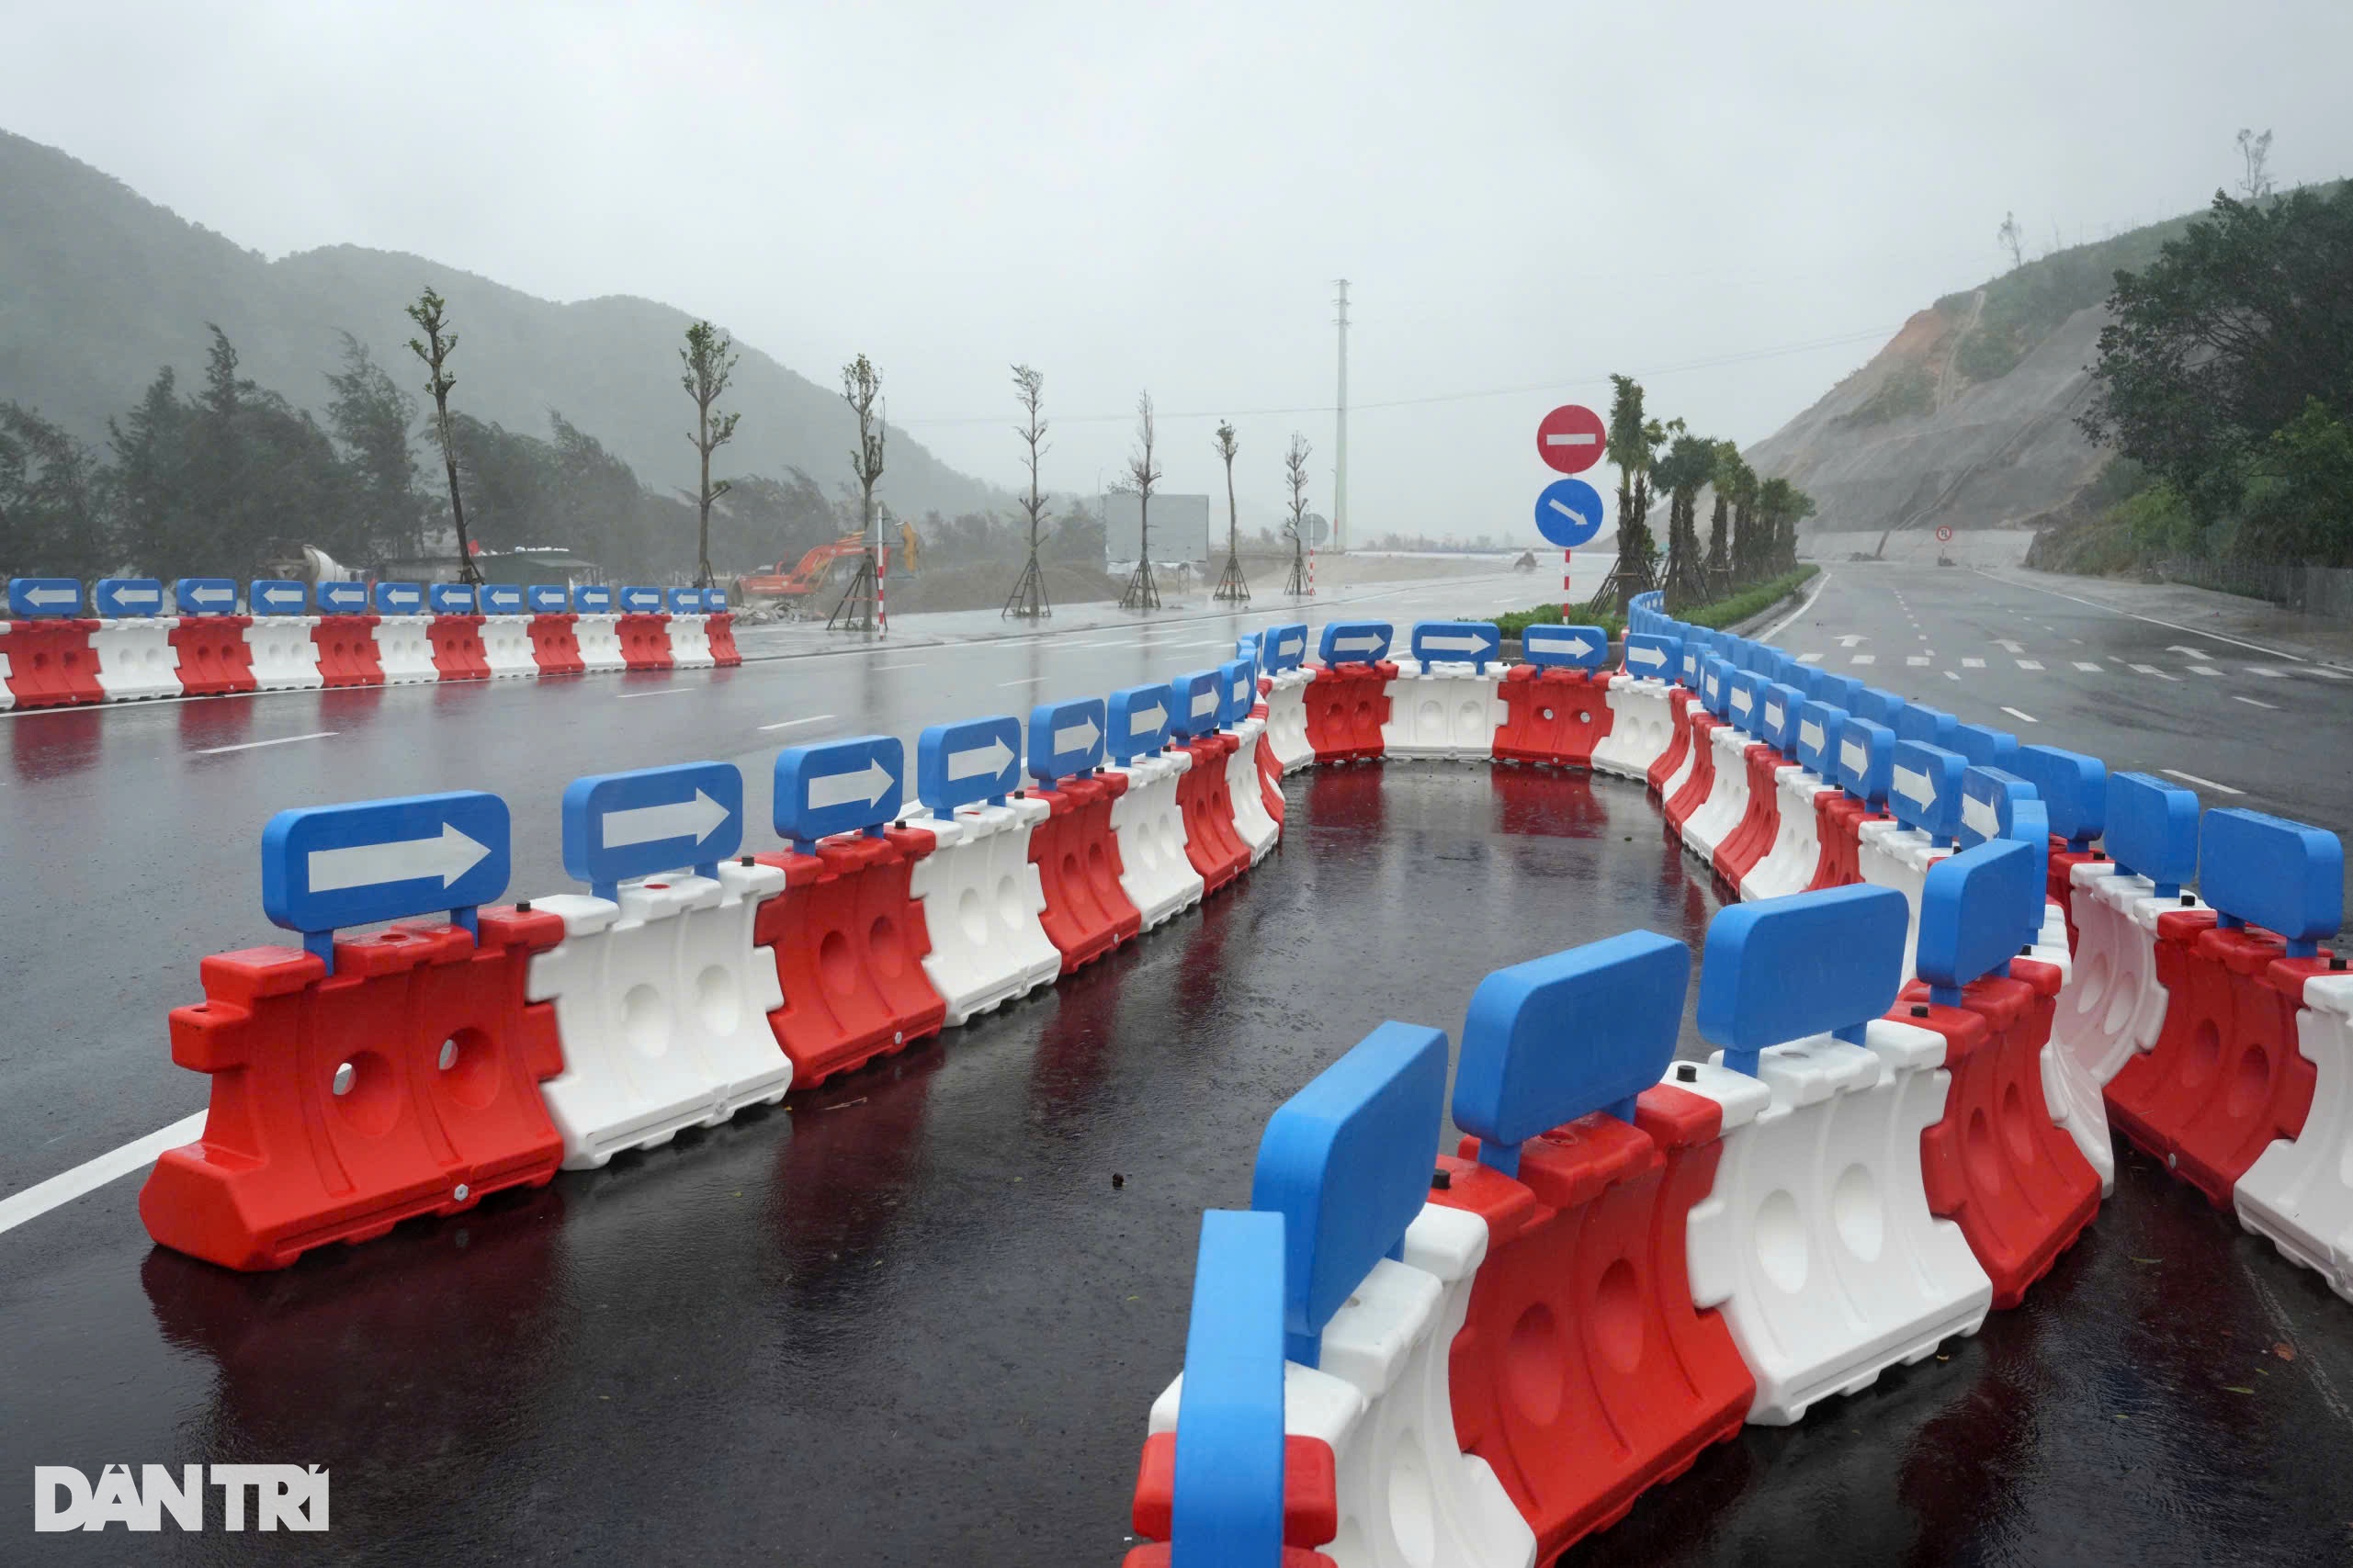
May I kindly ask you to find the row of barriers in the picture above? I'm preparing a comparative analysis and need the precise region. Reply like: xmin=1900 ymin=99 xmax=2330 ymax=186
xmin=1127 ymin=590 xmax=2350 ymax=1564
xmin=0 ymin=577 xmax=740 ymax=710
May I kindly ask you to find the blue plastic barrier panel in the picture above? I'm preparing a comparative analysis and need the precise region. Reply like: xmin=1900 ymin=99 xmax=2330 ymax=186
xmin=6 ymin=578 xmax=83 ymax=618
xmin=480 ymin=584 xmax=524 ymax=615
xmin=1697 ymin=884 xmax=1910 ymax=1072
xmin=1453 ymin=931 xmax=1690 ymax=1177
xmin=1855 ymin=686 xmax=1906 ymax=728
xmin=1795 ymin=700 xmax=1845 ymax=778
xmin=1895 ymin=704 xmax=1958 ymax=748
xmin=1727 ymin=670 xmax=1768 ymax=736
xmin=575 ymin=584 xmax=615 ymax=613
xmin=1318 ymin=621 xmax=1392 ymax=666
xmin=2106 ymin=772 xmax=2200 ymax=895
xmin=1028 ymin=697 xmax=1106 ymax=783
xmin=1812 ymin=672 xmax=1862 ymax=714
xmin=1916 ymin=839 xmax=2044 ymax=998
xmin=1949 ymin=721 xmax=2019 ymax=772
xmin=1837 ymin=716 xmax=1895 ymax=807
xmin=774 ymin=734 xmax=903 ymax=846
xmin=262 ymin=790 xmax=511 ymax=944
xmin=526 ymin=584 xmax=569 ymax=615
xmin=174 ymin=578 xmax=238 ymax=615
xmin=428 ymin=583 xmax=476 ymax=615
xmin=1261 ymin=623 xmax=1309 ymax=673
xmin=2200 ymin=808 xmax=2345 ymax=953
xmin=1170 ymin=669 xmax=1223 ymax=739
xmin=1701 ymin=657 xmax=1736 ymax=718
xmin=561 ymin=761 xmax=743 ymax=897
xmin=1169 ymin=1209 xmax=1289 ymax=1563
xmin=1890 ymin=739 xmax=1965 ymax=842
xmin=313 ymin=581 xmax=368 ymax=615
xmin=1411 ymin=620 xmax=1501 ymax=671
xmin=1760 ymin=682 xmax=1805 ymax=753
xmin=704 ymin=587 xmax=730 ymax=612
xmin=1620 ymin=631 xmax=1680 ymax=679
xmin=1251 ymin=1020 xmax=1448 ymax=1367
xmin=249 ymin=580 xmax=308 ymax=616
xmin=619 ymin=586 xmax=663 ymax=614
xmin=1219 ymin=658 xmax=1258 ymax=728
xmin=1108 ymin=682 xmax=1173 ymax=763
xmin=1234 ymin=631 xmax=1261 ymax=672
xmin=665 ymin=587 xmax=702 ymax=613
xmin=1959 ymin=766 xmax=2037 ymax=851
xmin=89 ymin=577 xmax=162 ymax=617
xmin=2011 ymin=745 xmax=2105 ymax=848
xmin=372 ymin=581 xmax=424 ymax=615
xmin=1678 ymin=640 xmax=1703 ymax=686
xmin=917 ymin=715 xmax=1023 ymax=812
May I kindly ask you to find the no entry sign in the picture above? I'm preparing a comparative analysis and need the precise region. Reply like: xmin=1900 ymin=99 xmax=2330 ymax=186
xmin=1536 ymin=404 xmax=1606 ymax=475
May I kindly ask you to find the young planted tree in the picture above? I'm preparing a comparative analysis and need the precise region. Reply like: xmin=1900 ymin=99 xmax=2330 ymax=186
xmin=680 ymin=320 xmax=741 ymax=588
xmin=1756 ymin=477 xmax=1815 ymax=571
xmin=1283 ymin=432 xmax=1312 ymax=597
xmin=1651 ymin=423 xmax=1714 ymax=608
xmin=405 ymin=286 xmax=481 ymax=583
xmin=829 ymin=354 xmax=887 ymax=631
xmin=1212 ymin=418 xmax=1248 ymax=603
xmin=1600 ymin=373 xmax=1661 ymax=608
xmin=1002 ymin=364 xmax=1052 ymax=619
xmin=1716 ymin=445 xmax=1760 ymax=581
xmin=1119 ymin=392 xmax=1162 ymax=612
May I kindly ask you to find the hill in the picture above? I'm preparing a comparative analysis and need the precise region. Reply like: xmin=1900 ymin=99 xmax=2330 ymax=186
xmin=0 ymin=130 xmax=1003 ymax=522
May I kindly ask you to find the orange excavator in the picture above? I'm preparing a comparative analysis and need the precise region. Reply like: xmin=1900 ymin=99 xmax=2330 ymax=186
xmin=737 ymin=523 xmax=922 ymax=617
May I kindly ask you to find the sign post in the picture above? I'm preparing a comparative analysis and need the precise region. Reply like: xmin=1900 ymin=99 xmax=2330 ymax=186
xmin=1535 ymin=404 xmax=1606 ymax=619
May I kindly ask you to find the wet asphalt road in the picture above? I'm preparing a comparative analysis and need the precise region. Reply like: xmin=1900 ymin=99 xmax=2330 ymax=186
xmin=4 ymin=564 xmax=2353 ymax=1564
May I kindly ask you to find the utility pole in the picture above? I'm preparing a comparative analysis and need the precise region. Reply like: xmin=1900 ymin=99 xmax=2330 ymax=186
xmin=1332 ymin=279 xmax=1350 ymax=554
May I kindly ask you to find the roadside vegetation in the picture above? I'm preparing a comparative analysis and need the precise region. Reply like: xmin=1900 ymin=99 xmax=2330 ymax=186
xmin=1493 ymin=565 xmax=1817 ymax=642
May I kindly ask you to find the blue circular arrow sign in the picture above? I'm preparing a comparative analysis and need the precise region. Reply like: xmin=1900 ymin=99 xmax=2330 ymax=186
xmin=1533 ymin=478 xmax=1604 ymax=548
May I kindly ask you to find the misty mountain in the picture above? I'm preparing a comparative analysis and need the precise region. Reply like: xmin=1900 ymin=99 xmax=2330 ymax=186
xmin=0 ymin=129 xmax=1006 ymax=523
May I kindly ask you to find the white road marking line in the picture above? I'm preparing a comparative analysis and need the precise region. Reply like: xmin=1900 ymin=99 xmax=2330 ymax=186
xmin=872 ymin=659 xmax=930 ymax=671
xmin=2233 ymin=694 xmax=2279 ymax=710
xmin=2130 ymin=664 xmax=2179 ymax=681
xmin=2163 ymin=768 xmax=2245 ymax=795
xmin=2000 ymin=706 xmax=2039 ymax=724
xmin=998 ymin=675 xmax=1046 ymax=686
xmin=2246 ymin=666 xmax=2288 ymax=678
xmin=1906 ymin=656 xmax=1929 ymax=666
xmin=617 ymin=686 xmax=694 ymax=699
xmin=2302 ymin=665 xmax=2351 ymax=680
xmin=1974 ymin=569 xmax=2309 ymax=660
xmin=1943 ymin=670 xmax=1961 ymax=682
xmin=1961 ymin=657 xmax=1985 ymax=668
xmin=1759 ymin=570 xmax=1833 ymax=639
xmin=192 ymin=729 xmax=336 ymax=756
xmin=2017 ymin=660 xmax=2043 ymax=671
xmin=1797 ymin=652 xmax=1823 ymax=664
xmin=2073 ymin=660 xmax=2103 ymax=672
xmin=2189 ymin=665 xmax=2223 ymax=677
xmin=0 ymin=1111 xmax=208 ymax=1238
xmin=756 ymin=713 xmax=837 ymax=732
xmin=1850 ymin=654 xmax=1876 ymax=665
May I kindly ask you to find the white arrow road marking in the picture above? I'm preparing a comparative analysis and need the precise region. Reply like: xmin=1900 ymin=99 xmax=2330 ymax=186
xmin=24 ymin=587 xmax=76 ymax=607
xmin=1421 ymin=634 xmax=1488 ymax=653
xmin=1835 ymin=634 xmax=1869 ymax=648
xmin=602 ymin=789 xmax=730 ymax=849
xmin=1130 ymin=702 xmax=1167 ymax=734
xmin=1330 ymin=633 xmax=1384 ymax=654
xmin=1892 ymin=764 xmax=1936 ymax=808
xmin=1626 ymin=644 xmax=1667 ymax=670
xmin=1962 ymin=794 xmax=2001 ymax=840
xmin=1800 ymin=719 xmax=1826 ymax=752
xmin=948 ymin=736 xmax=1016 ymax=780
xmin=1053 ymin=716 xmax=1101 ymax=753
xmin=2162 ymin=768 xmax=2244 ymax=796
xmin=808 ymin=759 xmax=895 ymax=810
xmin=1544 ymin=433 xmax=1598 ymax=447
xmin=309 ymin=821 xmax=492 ymax=893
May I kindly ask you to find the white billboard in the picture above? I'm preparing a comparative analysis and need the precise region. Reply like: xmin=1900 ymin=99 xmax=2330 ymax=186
xmin=1104 ymin=492 xmax=1213 ymax=565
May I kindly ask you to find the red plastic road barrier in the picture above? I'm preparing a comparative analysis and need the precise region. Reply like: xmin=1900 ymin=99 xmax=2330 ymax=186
xmin=139 ymin=909 xmax=569 ymax=1271
xmin=428 ymin=615 xmax=490 ymax=681
xmin=2049 ymin=840 xmax=2103 ymax=954
xmin=1436 ymin=1082 xmax=1752 ymax=1559
xmin=1175 ymin=734 xmax=1250 ymax=896
xmin=617 ymin=613 xmax=673 ymax=671
xmin=310 ymin=615 xmax=385 ymax=688
xmin=0 ymin=619 xmax=105 ymax=708
xmin=1711 ymin=745 xmax=1787 ymax=887
xmin=166 ymin=615 xmax=257 ymax=697
xmin=1026 ymin=773 xmax=1144 ymax=974
xmin=1662 ymin=714 xmax=1724 ymax=834
xmin=1902 ymin=960 xmax=2098 ymax=1309
xmin=2106 ymin=912 xmax=2329 ymax=1208
xmin=527 ymin=614 xmax=585 ymax=676
xmin=1126 ymin=1433 xmax=1341 ymax=1568
xmin=1643 ymin=688 xmax=1698 ymax=796
xmin=754 ymin=827 xmax=948 ymax=1088
xmin=706 ymin=612 xmax=742 ymax=667
xmin=1302 ymin=662 xmax=1395 ymax=762
xmin=1494 ymin=667 xmax=1616 ymax=768
xmin=1256 ymin=730 xmax=1285 ymax=828
xmin=1807 ymin=795 xmax=1877 ymax=890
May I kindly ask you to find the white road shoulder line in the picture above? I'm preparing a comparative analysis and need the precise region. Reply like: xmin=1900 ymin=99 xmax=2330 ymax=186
xmin=1974 ymin=569 xmax=2309 ymax=661
xmin=2233 ymin=694 xmax=2279 ymax=710
xmin=757 ymin=713 xmax=837 ymax=732
xmin=1759 ymin=570 xmax=1833 ymax=640
xmin=2163 ymin=768 xmax=2245 ymax=795
xmin=0 ymin=1111 xmax=208 ymax=1240
xmin=193 ymin=729 xmax=337 ymax=756
xmin=617 ymin=686 xmax=694 ymax=699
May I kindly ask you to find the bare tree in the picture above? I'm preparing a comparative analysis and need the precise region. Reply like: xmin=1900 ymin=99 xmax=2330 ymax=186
xmin=829 ymin=354 xmax=887 ymax=631
xmin=404 ymin=285 xmax=481 ymax=584
xmin=1119 ymin=392 xmax=1162 ymax=612
xmin=1997 ymin=211 xmax=2023 ymax=272
xmin=2237 ymin=128 xmax=2275 ymax=200
xmin=1283 ymin=432 xmax=1312 ymax=597
xmin=1002 ymin=364 xmax=1052 ymax=618
xmin=679 ymin=320 xmax=741 ymax=589
xmin=1212 ymin=419 xmax=1248 ymax=603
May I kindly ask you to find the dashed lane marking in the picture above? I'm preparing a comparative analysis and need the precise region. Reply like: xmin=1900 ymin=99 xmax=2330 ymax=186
xmin=1907 ymin=656 xmax=1929 ymax=666
xmin=2017 ymin=660 xmax=2044 ymax=671
xmin=2073 ymin=661 xmax=2103 ymax=672
xmin=1850 ymin=654 xmax=1876 ymax=665
xmin=193 ymin=729 xmax=337 ymax=756
xmin=2233 ymin=694 xmax=2279 ymax=710
xmin=2190 ymin=665 xmax=2223 ymax=677
xmin=1962 ymin=657 xmax=1985 ymax=668
xmin=2246 ymin=666 xmax=2289 ymax=678
xmin=1797 ymin=652 xmax=1823 ymax=664
xmin=2000 ymin=706 xmax=2040 ymax=725
xmin=756 ymin=713 xmax=837 ymax=732
xmin=2131 ymin=664 xmax=2179 ymax=681
xmin=2163 ymin=768 xmax=2245 ymax=795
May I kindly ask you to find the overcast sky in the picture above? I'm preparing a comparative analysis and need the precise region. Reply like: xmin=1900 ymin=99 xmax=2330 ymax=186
xmin=6 ymin=1 xmax=2350 ymax=542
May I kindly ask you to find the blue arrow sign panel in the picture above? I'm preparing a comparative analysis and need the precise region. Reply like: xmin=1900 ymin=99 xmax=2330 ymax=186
xmin=6 ymin=578 xmax=84 ymax=618
xmin=775 ymin=735 xmax=904 ymax=847
xmin=1318 ymin=621 xmax=1392 ymax=666
xmin=1410 ymin=620 xmax=1502 ymax=671
xmin=1453 ymin=931 xmax=1690 ymax=1178
xmin=1252 ymin=1020 xmax=1448 ymax=1366
xmin=1700 ymin=657 xmax=1734 ymax=718
xmin=575 ymin=584 xmax=615 ymax=613
xmin=1261 ymin=623 xmax=1309 ymax=674
xmin=1854 ymin=686 xmax=1907 ymax=728
xmin=262 ymin=790 xmax=512 ymax=943
xmin=561 ymin=761 xmax=743 ymax=897
xmin=1219 ymin=658 xmax=1258 ymax=727
xmin=1949 ymin=721 xmax=2019 ymax=772
xmin=1760 ymin=682 xmax=1804 ymax=753
xmin=1726 ymin=670 xmax=1768 ymax=736
xmin=1895 ymin=704 xmax=1958 ymax=748
xmin=479 ymin=584 xmax=524 ymax=615
xmin=372 ymin=581 xmax=425 ymax=615
xmin=1028 ymin=697 xmax=1106 ymax=784
xmin=1794 ymin=700 xmax=1843 ymax=778
xmin=1168 ymin=1210 xmax=1289 ymax=1563
xmin=249 ymin=580 xmax=307 ymax=616
xmin=704 ymin=588 xmax=730 ymax=612
xmin=1619 ymin=631 xmax=1679 ymax=680
xmin=314 ymin=581 xmax=368 ymax=615
xmin=526 ymin=584 xmax=569 ymax=614
xmin=93 ymin=578 xmax=165 ymax=618
xmin=2106 ymin=772 xmax=2200 ymax=896
xmin=666 ymin=587 xmax=702 ymax=613
xmin=1959 ymin=766 xmax=2038 ymax=851
xmin=1916 ymin=840 xmax=2044 ymax=998
xmin=619 ymin=586 xmax=663 ymax=614
xmin=428 ymin=583 xmax=476 ymax=615
xmin=2200 ymin=808 xmax=2344 ymax=952
xmin=1108 ymin=682 xmax=1173 ymax=764
xmin=2011 ymin=745 xmax=2105 ymax=848
xmin=1533 ymin=477 xmax=1605 ymax=548
xmin=1698 ymin=884 xmax=1910 ymax=1073
xmin=1169 ymin=669 xmax=1223 ymax=739
xmin=917 ymin=715 xmax=1023 ymax=813
xmin=1811 ymin=672 xmax=1864 ymax=714
xmin=1837 ymin=716 xmax=1895 ymax=806
xmin=174 ymin=578 xmax=238 ymax=615
xmin=1678 ymin=641 xmax=1703 ymax=687
xmin=1890 ymin=739 xmax=1964 ymax=842
xmin=1522 ymin=623 xmax=1610 ymax=671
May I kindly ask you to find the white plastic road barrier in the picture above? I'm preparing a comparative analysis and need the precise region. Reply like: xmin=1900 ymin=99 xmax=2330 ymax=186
xmin=1656 ymin=705 xmax=1703 ymax=806
xmin=1681 ymin=724 xmax=1757 ymax=860
xmin=1226 ymin=714 xmax=1281 ymax=864
xmin=1742 ymin=767 xmax=1838 ymax=901
xmin=90 ymin=617 xmax=182 ymax=701
xmin=481 ymin=615 xmax=538 ymax=678
xmin=242 ymin=615 xmax=324 ymax=692
xmin=1682 ymin=1030 xmax=1993 ymax=1427
xmin=0 ymin=644 xmax=12 ymax=711
xmin=1261 ymin=667 xmax=1317 ymax=774
xmin=526 ymin=861 xmax=792 ymax=1168
xmin=1148 ymin=1202 xmax=1536 ymax=1568
xmin=1107 ymin=750 xmax=1207 ymax=932
xmin=1857 ymin=819 xmax=1951 ymax=979
xmin=1379 ymin=659 xmax=1506 ymax=761
xmin=668 ymin=614 xmax=716 ymax=670
xmin=576 ymin=613 xmax=627 ymax=674
xmin=2238 ymin=971 xmax=2353 ymax=1305
xmin=376 ymin=616 xmax=438 ymax=684
xmin=2046 ymin=865 xmax=2198 ymax=1196
xmin=905 ymin=797 xmax=1062 ymax=1027
xmin=1589 ymin=674 xmax=1674 ymax=781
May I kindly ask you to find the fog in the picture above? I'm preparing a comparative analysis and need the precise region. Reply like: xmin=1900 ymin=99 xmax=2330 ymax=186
xmin=6 ymin=0 xmax=2349 ymax=540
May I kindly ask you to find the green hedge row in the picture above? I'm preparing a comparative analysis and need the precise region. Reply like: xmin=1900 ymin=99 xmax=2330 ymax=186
xmin=1487 ymin=564 xmax=1817 ymax=641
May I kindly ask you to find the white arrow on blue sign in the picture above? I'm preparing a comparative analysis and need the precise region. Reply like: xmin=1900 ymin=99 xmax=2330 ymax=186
xmin=373 ymin=582 xmax=424 ymax=614
xmin=252 ymin=581 xmax=306 ymax=615
xmin=562 ymin=761 xmax=743 ymax=896
xmin=1533 ymin=477 xmax=1605 ymax=548
xmin=94 ymin=579 xmax=164 ymax=616
xmin=261 ymin=791 xmax=511 ymax=956
xmin=1108 ymin=682 xmax=1171 ymax=762
xmin=315 ymin=581 xmax=368 ymax=614
xmin=918 ymin=716 xmax=1022 ymax=812
xmin=1027 ymin=697 xmax=1105 ymax=784
xmin=775 ymin=735 xmax=904 ymax=847
xmin=175 ymin=579 xmax=237 ymax=615
xmin=621 ymin=587 xmax=662 ymax=614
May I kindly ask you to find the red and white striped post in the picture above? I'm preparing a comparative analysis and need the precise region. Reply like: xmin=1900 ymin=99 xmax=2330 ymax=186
xmin=1561 ymin=547 xmax=1573 ymax=620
